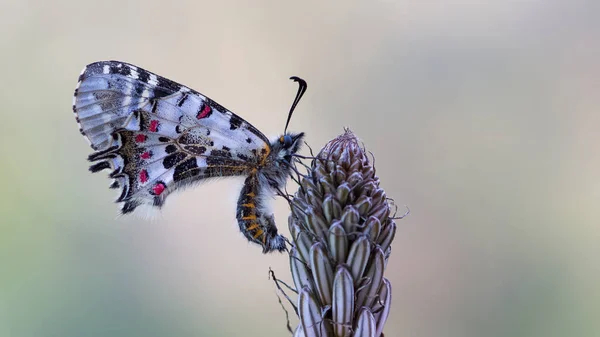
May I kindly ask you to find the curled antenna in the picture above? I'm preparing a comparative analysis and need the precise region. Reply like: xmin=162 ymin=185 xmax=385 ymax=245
xmin=284 ymin=76 xmax=307 ymax=134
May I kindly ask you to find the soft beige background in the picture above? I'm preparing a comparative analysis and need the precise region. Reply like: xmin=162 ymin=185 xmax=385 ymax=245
xmin=1 ymin=1 xmax=598 ymax=336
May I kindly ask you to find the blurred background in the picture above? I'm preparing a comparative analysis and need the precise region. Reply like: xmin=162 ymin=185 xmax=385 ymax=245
xmin=1 ymin=0 xmax=598 ymax=336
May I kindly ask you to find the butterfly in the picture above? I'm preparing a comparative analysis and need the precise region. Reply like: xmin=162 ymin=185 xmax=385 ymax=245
xmin=72 ymin=61 xmax=306 ymax=253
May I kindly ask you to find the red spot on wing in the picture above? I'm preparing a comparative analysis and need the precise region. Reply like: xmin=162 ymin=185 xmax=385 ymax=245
xmin=140 ymin=151 xmax=152 ymax=159
xmin=196 ymin=103 xmax=212 ymax=119
xmin=151 ymin=182 xmax=166 ymax=196
xmin=135 ymin=134 xmax=147 ymax=143
xmin=139 ymin=169 xmax=149 ymax=183
xmin=149 ymin=120 xmax=159 ymax=132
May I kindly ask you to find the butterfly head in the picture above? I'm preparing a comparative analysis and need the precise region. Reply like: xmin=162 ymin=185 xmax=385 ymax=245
xmin=273 ymin=132 xmax=305 ymax=163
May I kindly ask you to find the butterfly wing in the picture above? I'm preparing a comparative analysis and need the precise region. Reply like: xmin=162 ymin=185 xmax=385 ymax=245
xmin=73 ymin=61 xmax=271 ymax=213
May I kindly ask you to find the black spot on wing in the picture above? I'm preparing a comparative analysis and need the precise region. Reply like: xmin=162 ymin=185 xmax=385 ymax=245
xmin=165 ymin=144 xmax=178 ymax=154
xmin=229 ymin=114 xmax=243 ymax=130
xmin=134 ymin=83 xmax=145 ymax=96
xmin=183 ymin=145 xmax=207 ymax=155
xmin=206 ymin=156 xmax=247 ymax=168
xmin=173 ymin=158 xmax=201 ymax=182
xmin=163 ymin=152 xmax=187 ymax=169
xmin=210 ymin=149 xmax=232 ymax=158
xmin=89 ymin=161 xmax=110 ymax=173
xmin=152 ymin=87 xmax=171 ymax=99
xmin=131 ymin=110 xmax=143 ymax=126
xmin=177 ymin=93 xmax=189 ymax=107
xmin=138 ymin=69 xmax=150 ymax=83
xmin=88 ymin=146 xmax=118 ymax=161
xmin=121 ymin=65 xmax=132 ymax=76
xmin=157 ymin=76 xmax=182 ymax=93
xmin=116 ymin=179 xmax=131 ymax=202
xmin=109 ymin=169 xmax=124 ymax=179
xmin=110 ymin=64 xmax=131 ymax=76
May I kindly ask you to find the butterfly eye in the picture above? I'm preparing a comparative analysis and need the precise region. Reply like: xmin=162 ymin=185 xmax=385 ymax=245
xmin=283 ymin=135 xmax=293 ymax=147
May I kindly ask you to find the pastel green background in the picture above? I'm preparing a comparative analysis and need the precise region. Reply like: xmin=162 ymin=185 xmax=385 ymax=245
xmin=1 ymin=1 xmax=598 ymax=336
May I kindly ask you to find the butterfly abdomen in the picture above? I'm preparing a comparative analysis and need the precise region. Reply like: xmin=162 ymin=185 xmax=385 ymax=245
xmin=237 ymin=171 xmax=286 ymax=253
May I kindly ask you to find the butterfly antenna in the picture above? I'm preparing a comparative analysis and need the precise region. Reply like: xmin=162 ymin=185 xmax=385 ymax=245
xmin=284 ymin=76 xmax=307 ymax=134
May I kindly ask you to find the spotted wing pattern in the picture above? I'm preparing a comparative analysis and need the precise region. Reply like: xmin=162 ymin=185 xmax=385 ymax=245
xmin=73 ymin=61 xmax=271 ymax=212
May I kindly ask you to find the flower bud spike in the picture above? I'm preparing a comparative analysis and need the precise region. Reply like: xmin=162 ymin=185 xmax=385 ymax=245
xmin=279 ymin=130 xmax=406 ymax=336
